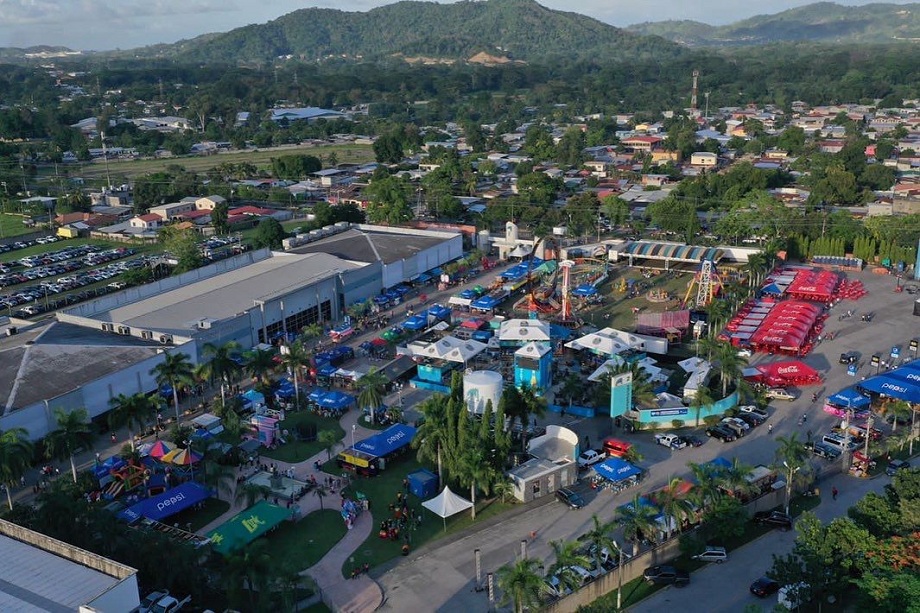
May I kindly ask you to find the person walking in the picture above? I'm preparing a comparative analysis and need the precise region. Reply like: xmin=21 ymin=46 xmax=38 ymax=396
xmin=768 ymin=423 xmax=773 ymax=434
xmin=832 ymin=486 xmax=838 ymax=501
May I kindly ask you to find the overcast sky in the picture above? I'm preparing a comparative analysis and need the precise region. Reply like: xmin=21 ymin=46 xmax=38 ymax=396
xmin=0 ymin=0 xmax=913 ymax=50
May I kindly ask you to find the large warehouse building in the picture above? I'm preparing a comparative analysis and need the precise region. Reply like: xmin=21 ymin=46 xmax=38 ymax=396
xmin=1 ymin=223 xmax=462 ymax=439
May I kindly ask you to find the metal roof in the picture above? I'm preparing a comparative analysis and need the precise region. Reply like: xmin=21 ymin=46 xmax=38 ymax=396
xmin=290 ymin=228 xmax=449 ymax=265
xmin=94 ymin=252 xmax=364 ymax=334
xmin=623 ymin=241 xmax=724 ymax=263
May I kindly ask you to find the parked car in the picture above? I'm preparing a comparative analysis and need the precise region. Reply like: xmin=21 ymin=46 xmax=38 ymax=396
xmin=679 ymin=434 xmax=705 ymax=448
xmin=736 ymin=347 xmax=753 ymax=358
xmin=150 ymin=595 xmax=189 ymax=613
xmin=739 ymin=405 xmax=769 ymax=420
xmin=722 ymin=417 xmax=750 ymax=434
xmin=556 ymin=488 xmax=586 ymax=509
xmin=691 ymin=545 xmax=728 ymax=563
xmin=543 ymin=575 xmax=571 ymax=599
xmin=886 ymin=459 xmax=910 ymax=476
xmin=558 ymin=565 xmax=594 ymax=588
xmin=765 ymin=388 xmax=797 ymax=401
xmin=705 ymin=425 xmax=736 ymax=442
xmin=642 ymin=565 xmax=690 ymax=586
xmin=753 ymin=511 xmax=793 ymax=531
xmin=808 ymin=442 xmax=842 ymax=460
xmin=737 ymin=413 xmax=764 ymax=427
xmin=654 ymin=433 xmax=687 ymax=450
xmin=749 ymin=576 xmax=780 ymax=598
xmin=578 ymin=449 xmax=605 ymax=468
xmin=839 ymin=351 xmax=858 ymax=364
xmin=138 ymin=591 xmax=169 ymax=613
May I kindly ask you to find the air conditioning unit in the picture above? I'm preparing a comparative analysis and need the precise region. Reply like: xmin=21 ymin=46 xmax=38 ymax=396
xmin=141 ymin=330 xmax=153 ymax=340
xmin=159 ymin=334 xmax=173 ymax=345
xmin=101 ymin=323 xmax=115 ymax=332
xmin=117 ymin=326 xmax=130 ymax=335
xmin=198 ymin=319 xmax=213 ymax=330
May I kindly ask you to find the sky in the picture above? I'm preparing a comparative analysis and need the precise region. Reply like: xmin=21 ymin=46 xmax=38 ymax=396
xmin=0 ymin=0 xmax=915 ymax=50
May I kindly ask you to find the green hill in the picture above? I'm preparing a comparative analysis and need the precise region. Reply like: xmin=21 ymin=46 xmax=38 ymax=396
xmin=628 ymin=2 xmax=920 ymax=46
xmin=142 ymin=0 xmax=682 ymax=64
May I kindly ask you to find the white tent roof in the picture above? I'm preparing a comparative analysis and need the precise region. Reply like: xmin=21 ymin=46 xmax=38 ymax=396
xmin=678 ymin=357 xmax=710 ymax=373
xmin=586 ymin=356 xmax=664 ymax=383
xmin=499 ymin=319 xmax=551 ymax=342
xmin=422 ymin=486 xmax=473 ymax=519
xmin=442 ymin=340 xmax=487 ymax=363
xmin=509 ymin=245 xmax=531 ymax=258
xmin=514 ymin=341 xmax=552 ymax=358
xmin=565 ymin=330 xmax=630 ymax=356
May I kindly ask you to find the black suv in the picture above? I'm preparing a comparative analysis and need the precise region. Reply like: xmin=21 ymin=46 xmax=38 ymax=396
xmin=753 ymin=511 xmax=793 ymax=531
xmin=839 ymin=351 xmax=858 ymax=364
xmin=705 ymin=425 xmax=736 ymax=442
xmin=737 ymin=413 xmax=764 ymax=427
xmin=643 ymin=565 xmax=690 ymax=586
xmin=556 ymin=488 xmax=586 ymax=509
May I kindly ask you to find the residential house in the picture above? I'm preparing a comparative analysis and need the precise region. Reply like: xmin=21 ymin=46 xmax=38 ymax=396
xmin=818 ymin=140 xmax=846 ymax=154
xmin=128 ymin=214 xmax=163 ymax=231
xmin=690 ymin=152 xmax=718 ymax=167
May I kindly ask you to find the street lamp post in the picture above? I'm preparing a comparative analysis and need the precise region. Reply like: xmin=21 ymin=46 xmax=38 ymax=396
xmin=351 ymin=423 xmax=356 ymax=449
xmin=615 ymin=542 xmax=625 ymax=610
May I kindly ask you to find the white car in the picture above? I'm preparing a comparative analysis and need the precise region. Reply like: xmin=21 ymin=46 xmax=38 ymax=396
xmin=739 ymin=405 xmax=769 ymax=420
xmin=766 ymin=388 xmax=797 ymax=401
xmin=736 ymin=348 xmax=753 ymax=358
xmin=577 ymin=449 xmax=605 ymax=468
xmin=692 ymin=545 xmax=728 ymax=563
xmin=723 ymin=417 xmax=750 ymax=432
xmin=654 ymin=433 xmax=687 ymax=450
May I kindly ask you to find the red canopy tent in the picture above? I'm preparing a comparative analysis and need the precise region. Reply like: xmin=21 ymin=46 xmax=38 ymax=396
xmin=786 ymin=269 xmax=840 ymax=303
xmin=748 ymin=301 xmax=824 ymax=356
xmin=745 ymin=360 xmax=823 ymax=387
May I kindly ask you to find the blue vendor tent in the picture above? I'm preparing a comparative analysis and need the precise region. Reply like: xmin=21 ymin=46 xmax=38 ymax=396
xmin=117 ymin=482 xmax=211 ymax=523
xmin=594 ymin=457 xmax=641 ymax=482
xmin=354 ymin=423 xmax=417 ymax=458
xmin=826 ymin=387 xmax=871 ymax=409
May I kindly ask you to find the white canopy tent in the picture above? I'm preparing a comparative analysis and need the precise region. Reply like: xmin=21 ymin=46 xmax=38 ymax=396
xmin=565 ymin=330 xmax=630 ymax=357
xmin=498 ymin=319 xmax=551 ymax=343
xmin=422 ymin=486 xmax=474 ymax=529
xmin=411 ymin=336 xmax=487 ymax=363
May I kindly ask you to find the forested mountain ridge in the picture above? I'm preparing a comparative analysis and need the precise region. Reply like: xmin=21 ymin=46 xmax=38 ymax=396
xmin=628 ymin=2 xmax=920 ymax=46
xmin=136 ymin=0 xmax=683 ymax=64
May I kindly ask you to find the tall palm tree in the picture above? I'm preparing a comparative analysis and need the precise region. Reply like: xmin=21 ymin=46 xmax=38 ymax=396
xmin=656 ymin=477 xmax=693 ymax=539
xmin=235 ymin=482 xmax=269 ymax=509
xmin=774 ymin=432 xmax=810 ymax=469
xmin=45 ymin=407 xmax=94 ymax=483
xmin=318 ymin=430 xmax=339 ymax=460
xmin=691 ymin=386 xmax=716 ymax=427
xmin=458 ymin=446 xmax=495 ymax=520
xmin=881 ymin=399 xmax=913 ymax=434
xmin=244 ymin=348 xmax=277 ymax=388
xmin=745 ymin=252 xmax=769 ymax=288
xmin=495 ymin=557 xmax=548 ymax=613
xmin=151 ymin=351 xmax=195 ymax=422
xmin=547 ymin=540 xmax=592 ymax=593
xmin=687 ymin=461 xmax=723 ymax=510
xmin=300 ymin=322 xmax=322 ymax=349
xmin=201 ymin=448 xmax=236 ymax=500
xmin=617 ymin=493 xmax=658 ymax=555
xmin=108 ymin=393 xmax=159 ymax=451
xmin=277 ymin=339 xmax=311 ymax=408
xmin=313 ymin=483 xmax=328 ymax=511
xmin=582 ymin=514 xmax=618 ymax=575
xmin=413 ymin=394 xmax=450 ymax=488
xmin=716 ymin=458 xmax=756 ymax=499
xmin=714 ymin=341 xmax=747 ymax=397
xmin=202 ymin=340 xmax=242 ymax=406
xmin=0 ymin=427 xmax=33 ymax=510
xmin=492 ymin=478 xmax=514 ymax=504
xmin=357 ymin=367 xmax=388 ymax=425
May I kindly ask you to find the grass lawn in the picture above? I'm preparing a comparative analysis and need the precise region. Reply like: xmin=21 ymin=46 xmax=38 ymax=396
xmin=167 ymin=497 xmax=231 ymax=532
xmin=263 ymin=509 xmax=348 ymax=573
xmin=260 ymin=411 xmax=345 ymax=464
xmin=0 ymin=213 xmax=34 ymax=238
xmin=326 ymin=455 xmax=517 ymax=578
xmin=579 ymin=268 xmax=692 ymax=332
xmin=64 ymin=144 xmax=375 ymax=181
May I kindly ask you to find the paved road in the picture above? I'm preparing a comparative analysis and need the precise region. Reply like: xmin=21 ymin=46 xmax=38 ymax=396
xmin=373 ymin=268 xmax=917 ymax=612
xmin=628 ymin=470 xmax=892 ymax=613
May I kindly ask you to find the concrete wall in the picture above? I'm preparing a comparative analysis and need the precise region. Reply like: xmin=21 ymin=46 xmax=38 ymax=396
xmin=637 ymin=391 xmax=739 ymax=428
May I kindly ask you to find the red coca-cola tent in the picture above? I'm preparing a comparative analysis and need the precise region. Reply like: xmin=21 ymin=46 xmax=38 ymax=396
xmin=745 ymin=360 xmax=823 ymax=387
xmin=786 ymin=269 xmax=840 ymax=303
xmin=747 ymin=301 xmax=824 ymax=355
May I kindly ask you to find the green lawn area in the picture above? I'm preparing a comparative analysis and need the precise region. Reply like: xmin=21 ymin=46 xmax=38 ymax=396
xmin=0 ymin=213 xmax=34 ymax=238
xmin=260 ymin=411 xmax=345 ymax=464
xmin=64 ymin=144 xmax=375 ymax=181
xmin=167 ymin=497 xmax=231 ymax=532
xmin=262 ymin=509 xmax=348 ymax=573
xmin=326 ymin=455 xmax=517 ymax=578
xmin=578 ymin=268 xmax=692 ymax=332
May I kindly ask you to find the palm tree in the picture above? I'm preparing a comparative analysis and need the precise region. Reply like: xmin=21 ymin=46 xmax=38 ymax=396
xmin=278 ymin=339 xmax=311 ymax=408
xmin=717 ymin=458 xmax=756 ymax=499
xmin=201 ymin=449 xmax=236 ymax=500
xmin=691 ymin=386 xmax=716 ymax=428
xmin=548 ymin=539 xmax=592 ymax=593
xmin=313 ymin=483 xmax=328 ymax=510
xmin=617 ymin=493 xmax=658 ymax=555
xmin=300 ymin=322 xmax=322 ymax=349
xmin=318 ymin=430 xmax=340 ymax=460
xmin=45 ymin=407 xmax=94 ymax=483
xmin=492 ymin=478 xmax=514 ymax=504
xmin=774 ymin=432 xmax=809 ymax=469
xmin=687 ymin=461 xmax=723 ymax=510
xmin=356 ymin=367 xmax=387 ymax=425
xmin=495 ymin=557 xmax=548 ymax=613
xmin=151 ymin=351 xmax=195 ymax=422
xmin=582 ymin=514 xmax=618 ymax=575
xmin=0 ymin=428 xmax=33 ymax=510
xmin=714 ymin=341 xmax=747 ymax=397
xmin=235 ymin=482 xmax=269 ymax=509
xmin=656 ymin=477 xmax=693 ymax=539
xmin=202 ymin=341 xmax=243 ymax=406
xmin=245 ymin=348 xmax=277 ymax=388
xmin=744 ymin=252 xmax=769 ymax=288
xmin=458 ymin=446 xmax=496 ymax=520
xmin=413 ymin=395 xmax=451 ymax=488
xmin=108 ymin=393 xmax=158 ymax=451
xmin=881 ymin=399 xmax=913 ymax=434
